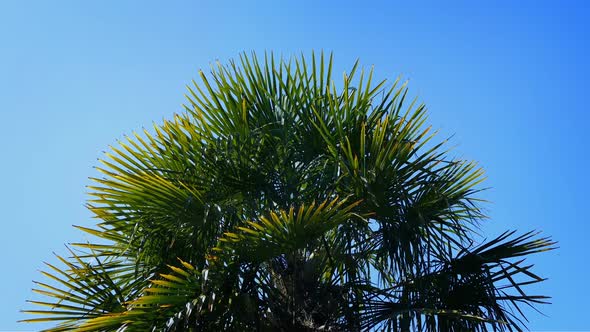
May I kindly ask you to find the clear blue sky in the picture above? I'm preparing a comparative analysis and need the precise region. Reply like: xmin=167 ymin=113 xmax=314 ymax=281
xmin=1 ymin=1 xmax=587 ymax=330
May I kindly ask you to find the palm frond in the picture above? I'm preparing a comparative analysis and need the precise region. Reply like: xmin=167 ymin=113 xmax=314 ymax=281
xmin=214 ymin=197 xmax=362 ymax=263
xmin=361 ymin=231 xmax=557 ymax=331
xmin=21 ymin=249 xmax=132 ymax=331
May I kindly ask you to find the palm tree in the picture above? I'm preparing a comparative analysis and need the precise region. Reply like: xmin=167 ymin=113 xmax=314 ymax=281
xmin=22 ymin=52 xmax=555 ymax=331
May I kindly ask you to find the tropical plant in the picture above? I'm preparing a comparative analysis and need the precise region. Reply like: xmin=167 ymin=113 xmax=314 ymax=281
xmin=22 ymin=52 xmax=556 ymax=331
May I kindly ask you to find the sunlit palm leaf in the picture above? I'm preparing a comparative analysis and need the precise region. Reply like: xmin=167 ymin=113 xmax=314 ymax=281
xmin=215 ymin=197 xmax=362 ymax=262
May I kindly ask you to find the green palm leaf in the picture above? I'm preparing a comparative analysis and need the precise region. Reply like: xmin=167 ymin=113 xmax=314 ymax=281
xmin=215 ymin=197 xmax=362 ymax=262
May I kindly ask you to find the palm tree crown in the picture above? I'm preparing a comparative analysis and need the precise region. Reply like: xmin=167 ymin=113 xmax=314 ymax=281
xmin=23 ymin=52 xmax=555 ymax=331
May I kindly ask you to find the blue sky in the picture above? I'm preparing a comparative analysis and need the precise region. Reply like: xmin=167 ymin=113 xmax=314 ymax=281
xmin=1 ymin=1 xmax=588 ymax=330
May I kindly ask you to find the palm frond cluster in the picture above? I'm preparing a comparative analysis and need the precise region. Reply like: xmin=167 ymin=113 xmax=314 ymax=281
xmin=23 ymin=52 xmax=555 ymax=331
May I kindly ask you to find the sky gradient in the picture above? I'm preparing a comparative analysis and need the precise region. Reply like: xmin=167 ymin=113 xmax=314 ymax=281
xmin=1 ymin=1 xmax=588 ymax=330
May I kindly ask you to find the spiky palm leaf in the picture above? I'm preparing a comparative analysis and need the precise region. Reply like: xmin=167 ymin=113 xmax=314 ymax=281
xmin=23 ymin=52 xmax=555 ymax=331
